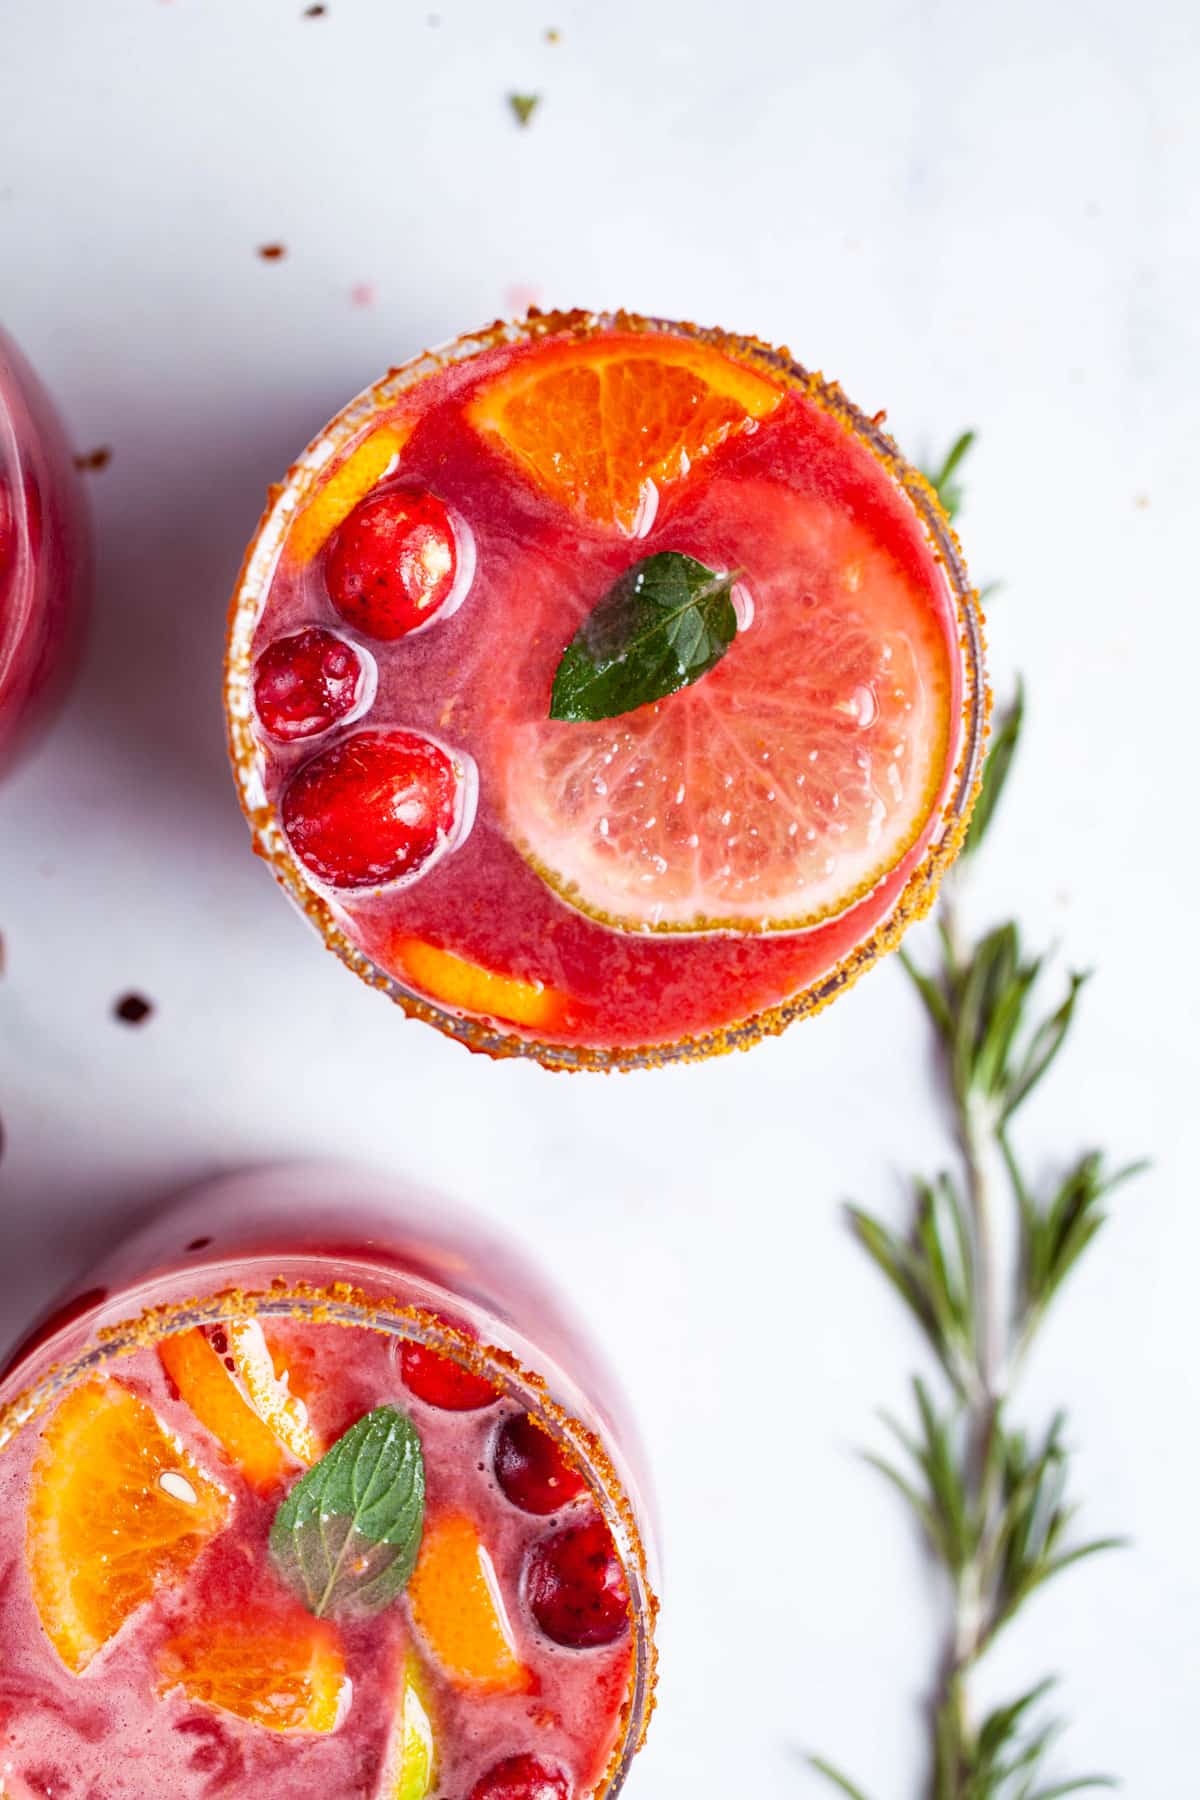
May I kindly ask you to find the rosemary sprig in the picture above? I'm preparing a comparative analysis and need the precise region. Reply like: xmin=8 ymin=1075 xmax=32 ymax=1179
xmin=811 ymin=439 xmax=1141 ymax=1800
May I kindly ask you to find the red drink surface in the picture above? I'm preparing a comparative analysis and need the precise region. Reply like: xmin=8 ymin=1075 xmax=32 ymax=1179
xmin=227 ymin=315 xmax=984 ymax=1065
xmin=0 ymin=1172 xmax=657 ymax=1800
xmin=0 ymin=327 xmax=90 ymax=772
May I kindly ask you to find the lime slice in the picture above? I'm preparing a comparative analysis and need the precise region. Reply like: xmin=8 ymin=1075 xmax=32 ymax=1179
xmin=379 ymin=1660 xmax=436 ymax=1800
xmin=499 ymin=478 xmax=953 ymax=934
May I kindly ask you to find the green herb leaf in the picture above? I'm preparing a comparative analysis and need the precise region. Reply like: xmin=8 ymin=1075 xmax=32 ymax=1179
xmin=549 ymin=552 xmax=739 ymax=723
xmin=923 ymin=429 xmax=977 ymax=520
xmin=806 ymin=1756 xmax=875 ymax=1800
xmin=965 ymin=678 xmax=1025 ymax=857
xmin=508 ymin=92 xmax=541 ymax=126
xmin=269 ymin=1405 xmax=425 ymax=1619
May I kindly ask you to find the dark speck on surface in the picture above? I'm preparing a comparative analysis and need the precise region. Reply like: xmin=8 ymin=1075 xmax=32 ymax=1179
xmin=258 ymin=243 xmax=286 ymax=261
xmin=114 ymin=993 xmax=154 ymax=1025
xmin=73 ymin=447 xmax=112 ymax=472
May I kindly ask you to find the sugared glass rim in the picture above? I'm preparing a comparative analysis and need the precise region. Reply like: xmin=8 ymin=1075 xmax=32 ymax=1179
xmin=0 ymin=1276 xmax=657 ymax=1799
xmin=225 ymin=307 xmax=988 ymax=1072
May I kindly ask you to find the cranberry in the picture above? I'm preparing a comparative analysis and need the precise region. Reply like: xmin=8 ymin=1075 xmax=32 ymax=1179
xmin=401 ymin=1329 xmax=497 ymax=1412
xmin=326 ymin=488 xmax=461 ymax=640
xmin=468 ymin=1754 xmax=570 ymax=1800
xmin=253 ymin=627 xmax=365 ymax=742
xmin=282 ymin=728 xmax=466 ymax=891
xmin=525 ymin=1514 xmax=630 ymax=1649
xmin=495 ymin=1413 xmax=588 ymax=1515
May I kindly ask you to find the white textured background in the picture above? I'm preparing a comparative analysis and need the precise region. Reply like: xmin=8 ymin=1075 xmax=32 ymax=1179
xmin=1 ymin=0 xmax=1198 ymax=1792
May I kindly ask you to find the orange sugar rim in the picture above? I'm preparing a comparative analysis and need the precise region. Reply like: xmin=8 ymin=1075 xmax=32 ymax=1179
xmin=0 ymin=1280 xmax=657 ymax=1799
xmin=224 ymin=308 xmax=989 ymax=1073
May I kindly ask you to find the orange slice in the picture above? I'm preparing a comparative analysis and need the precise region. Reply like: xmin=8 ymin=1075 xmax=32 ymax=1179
xmin=465 ymin=332 xmax=783 ymax=533
xmin=222 ymin=1319 xmax=320 ymax=1465
xmin=407 ymin=1513 xmax=530 ymax=1693
xmin=27 ymin=1378 xmax=230 ymax=1673
xmin=159 ymin=1322 xmax=317 ymax=1493
xmin=499 ymin=478 xmax=953 ymax=933
xmin=389 ymin=937 xmax=572 ymax=1031
xmin=288 ymin=423 xmax=411 ymax=563
xmin=157 ymin=1610 xmax=348 ymax=1732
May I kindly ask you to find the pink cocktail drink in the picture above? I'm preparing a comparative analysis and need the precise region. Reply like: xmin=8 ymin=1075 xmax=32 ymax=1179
xmin=0 ymin=326 xmax=90 ymax=771
xmin=0 ymin=1169 xmax=657 ymax=1799
xmin=227 ymin=311 xmax=986 ymax=1069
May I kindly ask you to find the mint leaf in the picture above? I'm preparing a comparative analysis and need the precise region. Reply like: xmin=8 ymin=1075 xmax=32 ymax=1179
xmin=268 ymin=1405 xmax=425 ymax=1619
xmin=549 ymin=552 xmax=739 ymax=723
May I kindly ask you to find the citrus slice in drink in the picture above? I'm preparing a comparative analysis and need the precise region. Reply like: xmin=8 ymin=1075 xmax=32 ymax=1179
xmin=159 ymin=1321 xmax=318 ymax=1493
xmin=465 ymin=333 xmax=783 ymax=533
xmin=26 ymin=1378 xmax=230 ymax=1673
xmin=287 ymin=423 xmax=412 ymax=564
xmin=156 ymin=1609 xmax=348 ymax=1732
xmin=379 ymin=1657 xmax=437 ymax=1799
xmin=387 ymin=937 xmax=573 ymax=1031
xmin=407 ymin=1513 xmax=530 ymax=1693
xmin=498 ymin=477 xmax=954 ymax=934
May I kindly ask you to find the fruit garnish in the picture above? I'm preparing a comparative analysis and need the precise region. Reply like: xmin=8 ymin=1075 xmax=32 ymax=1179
xmin=253 ymin=627 xmax=368 ymax=742
xmin=283 ymin=728 xmax=472 ymax=891
xmin=221 ymin=1319 xmax=320 ymax=1464
xmin=288 ymin=423 xmax=411 ymax=564
xmin=524 ymin=1514 xmax=629 ymax=1649
xmin=468 ymin=1755 xmax=570 ymax=1800
xmin=378 ymin=1656 xmax=437 ymax=1800
xmin=401 ymin=1328 xmax=498 ymax=1412
xmin=156 ymin=1609 xmax=348 ymax=1733
xmin=500 ymin=479 xmax=952 ymax=933
xmin=494 ymin=1414 xmax=587 ymax=1516
xmin=465 ymin=331 xmax=782 ymax=533
xmin=327 ymin=488 xmax=464 ymax=641
xmin=549 ymin=552 xmax=739 ymax=723
xmin=158 ymin=1322 xmax=315 ymax=1493
xmin=389 ymin=938 xmax=572 ymax=1032
xmin=407 ymin=1513 xmax=530 ymax=1692
xmin=26 ymin=1378 xmax=230 ymax=1673
xmin=270 ymin=1405 xmax=426 ymax=1618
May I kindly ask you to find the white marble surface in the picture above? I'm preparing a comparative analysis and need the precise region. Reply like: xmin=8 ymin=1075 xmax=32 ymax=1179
xmin=1 ymin=0 xmax=1198 ymax=1791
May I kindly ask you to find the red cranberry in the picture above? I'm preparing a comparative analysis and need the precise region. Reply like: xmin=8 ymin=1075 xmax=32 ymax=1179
xmin=495 ymin=1414 xmax=588 ymax=1515
xmin=468 ymin=1754 xmax=570 ymax=1800
xmin=525 ymin=1514 xmax=630 ymax=1649
xmin=326 ymin=488 xmax=461 ymax=640
xmin=401 ymin=1329 xmax=497 ymax=1411
xmin=282 ymin=728 xmax=466 ymax=890
xmin=253 ymin=627 xmax=366 ymax=742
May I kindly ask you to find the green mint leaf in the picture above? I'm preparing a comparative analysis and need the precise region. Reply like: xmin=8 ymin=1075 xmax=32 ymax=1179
xmin=508 ymin=92 xmax=541 ymax=126
xmin=549 ymin=552 xmax=739 ymax=723
xmin=269 ymin=1405 xmax=425 ymax=1619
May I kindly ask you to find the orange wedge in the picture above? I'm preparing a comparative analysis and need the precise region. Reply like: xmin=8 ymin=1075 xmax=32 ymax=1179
xmin=389 ymin=937 xmax=573 ymax=1031
xmin=27 ymin=1378 xmax=230 ymax=1673
xmin=407 ymin=1513 xmax=530 ymax=1693
xmin=157 ymin=1610 xmax=348 ymax=1732
xmin=159 ymin=1322 xmax=317 ymax=1493
xmin=465 ymin=332 xmax=784 ymax=533
xmin=288 ymin=423 xmax=411 ymax=563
